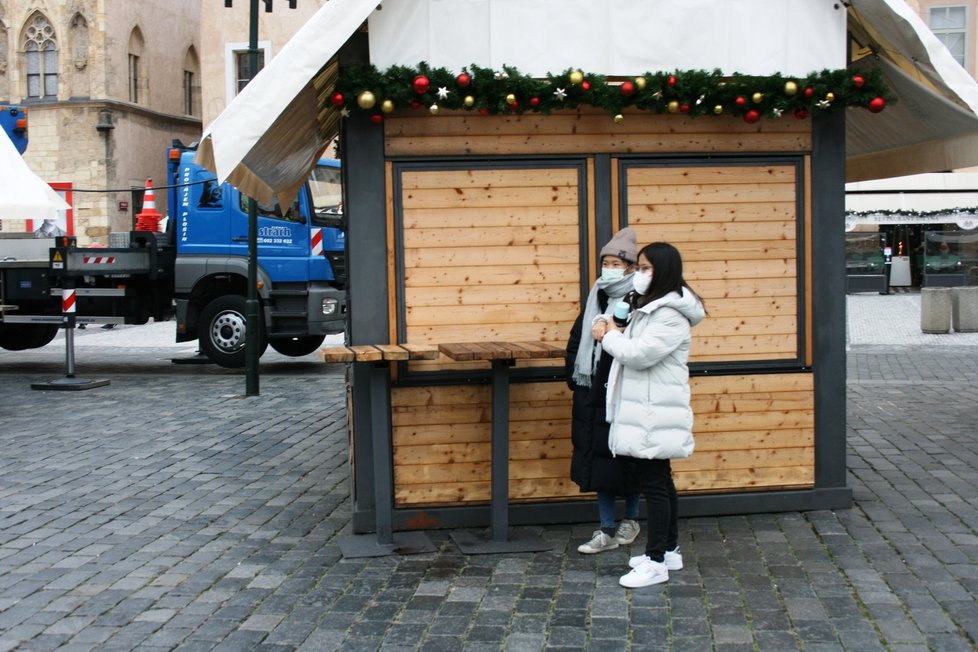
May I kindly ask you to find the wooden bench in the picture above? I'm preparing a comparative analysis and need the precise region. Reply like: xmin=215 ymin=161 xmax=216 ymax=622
xmin=319 ymin=343 xmax=440 ymax=363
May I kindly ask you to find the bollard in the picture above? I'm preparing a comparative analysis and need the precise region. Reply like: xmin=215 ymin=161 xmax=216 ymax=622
xmin=950 ymin=287 xmax=978 ymax=332
xmin=920 ymin=287 xmax=952 ymax=334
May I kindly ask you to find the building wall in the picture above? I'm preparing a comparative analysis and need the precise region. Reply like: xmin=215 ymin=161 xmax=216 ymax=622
xmin=198 ymin=0 xmax=326 ymax=128
xmin=0 ymin=0 xmax=200 ymax=242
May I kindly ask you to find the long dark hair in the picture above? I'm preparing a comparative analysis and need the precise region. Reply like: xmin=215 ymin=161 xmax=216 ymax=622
xmin=631 ymin=242 xmax=706 ymax=312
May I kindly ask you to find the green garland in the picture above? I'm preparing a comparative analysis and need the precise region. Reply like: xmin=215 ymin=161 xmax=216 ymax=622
xmin=332 ymin=63 xmax=894 ymax=121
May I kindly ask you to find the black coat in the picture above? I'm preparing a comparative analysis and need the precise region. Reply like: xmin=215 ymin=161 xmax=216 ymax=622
xmin=565 ymin=290 xmax=639 ymax=495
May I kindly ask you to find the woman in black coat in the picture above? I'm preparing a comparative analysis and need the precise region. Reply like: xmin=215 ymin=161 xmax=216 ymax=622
xmin=566 ymin=228 xmax=641 ymax=554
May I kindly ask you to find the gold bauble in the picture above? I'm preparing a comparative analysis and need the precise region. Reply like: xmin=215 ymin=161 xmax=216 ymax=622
xmin=613 ymin=114 xmax=624 ymax=124
xmin=784 ymin=80 xmax=798 ymax=96
xmin=752 ymin=92 xmax=764 ymax=104
xmin=357 ymin=91 xmax=377 ymax=110
xmin=667 ymin=100 xmax=680 ymax=114
xmin=505 ymin=93 xmax=517 ymax=106
xmin=634 ymin=76 xmax=647 ymax=91
xmin=380 ymin=99 xmax=394 ymax=114
xmin=429 ymin=104 xmax=439 ymax=115
xmin=569 ymin=70 xmax=584 ymax=85
xmin=713 ymin=105 xmax=724 ymax=115
xmin=463 ymin=95 xmax=475 ymax=107
xmin=825 ymin=91 xmax=835 ymax=102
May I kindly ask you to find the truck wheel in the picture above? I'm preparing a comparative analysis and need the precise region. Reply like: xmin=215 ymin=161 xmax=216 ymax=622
xmin=199 ymin=295 xmax=267 ymax=368
xmin=270 ymin=335 xmax=325 ymax=357
xmin=0 ymin=324 xmax=59 ymax=351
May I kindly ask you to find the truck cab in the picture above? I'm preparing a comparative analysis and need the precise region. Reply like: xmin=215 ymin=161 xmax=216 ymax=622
xmin=168 ymin=144 xmax=346 ymax=367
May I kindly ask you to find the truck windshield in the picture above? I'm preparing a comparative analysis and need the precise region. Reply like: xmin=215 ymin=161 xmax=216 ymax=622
xmin=309 ymin=162 xmax=342 ymax=216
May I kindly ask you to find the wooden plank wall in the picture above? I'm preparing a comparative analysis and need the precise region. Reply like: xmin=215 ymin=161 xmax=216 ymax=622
xmin=398 ymin=166 xmax=584 ymax=373
xmin=386 ymin=110 xmax=815 ymax=508
xmin=623 ymin=164 xmax=801 ymax=362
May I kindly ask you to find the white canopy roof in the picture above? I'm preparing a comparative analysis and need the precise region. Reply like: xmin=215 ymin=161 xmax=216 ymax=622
xmin=0 ymin=131 xmax=71 ymax=220
xmin=196 ymin=0 xmax=978 ymax=201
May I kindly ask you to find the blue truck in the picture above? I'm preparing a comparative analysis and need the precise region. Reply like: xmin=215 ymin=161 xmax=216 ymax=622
xmin=0 ymin=138 xmax=347 ymax=367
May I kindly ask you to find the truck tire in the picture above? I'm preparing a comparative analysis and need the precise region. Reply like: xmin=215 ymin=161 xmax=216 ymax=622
xmin=270 ymin=335 xmax=325 ymax=358
xmin=199 ymin=295 xmax=267 ymax=368
xmin=0 ymin=323 xmax=59 ymax=351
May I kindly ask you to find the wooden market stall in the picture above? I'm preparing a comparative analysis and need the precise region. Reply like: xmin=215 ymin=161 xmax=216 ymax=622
xmin=341 ymin=97 xmax=849 ymax=535
xmin=195 ymin=0 xmax=978 ymax=544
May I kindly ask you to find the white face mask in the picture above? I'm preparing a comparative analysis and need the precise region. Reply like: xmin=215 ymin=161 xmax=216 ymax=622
xmin=632 ymin=271 xmax=652 ymax=294
xmin=600 ymin=268 xmax=626 ymax=282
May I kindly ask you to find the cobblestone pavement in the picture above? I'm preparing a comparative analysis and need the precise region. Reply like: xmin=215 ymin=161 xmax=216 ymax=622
xmin=0 ymin=297 xmax=976 ymax=651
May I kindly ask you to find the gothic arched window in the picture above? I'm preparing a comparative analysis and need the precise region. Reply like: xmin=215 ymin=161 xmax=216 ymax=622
xmin=23 ymin=12 xmax=58 ymax=99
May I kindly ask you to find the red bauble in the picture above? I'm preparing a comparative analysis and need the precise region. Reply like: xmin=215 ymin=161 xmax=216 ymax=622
xmin=582 ymin=81 xmax=591 ymax=91
xmin=852 ymin=74 xmax=865 ymax=88
xmin=667 ymin=75 xmax=677 ymax=86
xmin=734 ymin=96 xmax=747 ymax=108
xmin=330 ymin=92 xmax=345 ymax=107
xmin=413 ymin=75 xmax=430 ymax=94
xmin=456 ymin=73 xmax=471 ymax=88
xmin=508 ymin=100 xmax=519 ymax=112
xmin=868 ymin=96 xmax=886 ymax=113
xmin=680 ymin=104 xmax=690 ymax=114
xmin=620 ymin=81 xmax=635 ymax=97
xmin=410 ymin=100 xmax=421 ymax=110
xmin=479 ymin=108 xmax=490 ymax=116
xmin=803 ymin=86 xmax=814 ymax=98
xmin=529 ymin=97 xmax=540 ymax=108
xmin=743 ymin=109 xmax=761 ymax=124
xmin=794 ymin=107 xmax=809 ymax=120
xmin=370 ymin=114 xmax=383 ymax=124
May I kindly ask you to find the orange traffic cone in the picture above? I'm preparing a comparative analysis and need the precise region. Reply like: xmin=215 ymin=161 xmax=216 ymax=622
xmin=135 ymin=178 xmax=162 ymax=232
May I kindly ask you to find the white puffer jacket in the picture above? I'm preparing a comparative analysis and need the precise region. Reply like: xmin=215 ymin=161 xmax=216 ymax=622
xmin=600 ymin=289 xmax=705 ymax=460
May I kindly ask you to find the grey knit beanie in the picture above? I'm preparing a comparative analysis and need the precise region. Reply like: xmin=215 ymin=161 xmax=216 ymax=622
xmin=599 ymin=227 xmax=638 ymax=264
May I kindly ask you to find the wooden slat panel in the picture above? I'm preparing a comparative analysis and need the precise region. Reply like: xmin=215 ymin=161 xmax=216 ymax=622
xmin=374 ymin=344 xmax=410 ymax=361
xmin=403 ymin=205 xmax=579 ymax=228
xmin=402 ymin=167 xmax=580 ymax=189
xmin=627 ymin=181 xmax=796 ymax=204
xmin=386 ymin=132 xmax=811 ymax=157
xmin=391 ymin=374 xmax=815 ymax=507
xmin=403 ymin=243 xmax=580 ymax=267
xmin=406 ymin=282 xmax=579 ymax=306
xmin=408 ymin=302 xmax=581 ymax=326
xmin=630 ymin=202 xmax=796 ymax=223
xmin=386 ymin=110 xmax=810 ymax=138
xmin=627 ymin=165 xmax=798 ymax=185
xmin=402 ymin=185 xmax=580 ymax=208
xmin=319 ymin=346 xmax=354 ymax=362
xmin=405 ymin=263 xmax=581 ymax=287
xmin=403 ymin=224 xmax=581 ymax=247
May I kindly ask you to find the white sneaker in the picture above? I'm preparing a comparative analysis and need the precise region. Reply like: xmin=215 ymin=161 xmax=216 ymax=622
xmin=614 ymin=519 xmax=640 ymax=545
xmin=619 ymin=558 xmax=668 ymax=588
xmin=629 ymin=548 xmax=683 ymax=571
xmin=577 ymin=530 xmax=619 ymax=554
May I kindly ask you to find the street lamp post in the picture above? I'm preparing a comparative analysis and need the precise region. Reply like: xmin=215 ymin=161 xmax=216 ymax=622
xmin=224 ymin=0 xmax=296 ymax=396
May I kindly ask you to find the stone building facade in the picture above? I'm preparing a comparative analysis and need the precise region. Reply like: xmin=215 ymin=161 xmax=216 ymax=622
xmin=0 ymin=0 xmax=200 ymax=242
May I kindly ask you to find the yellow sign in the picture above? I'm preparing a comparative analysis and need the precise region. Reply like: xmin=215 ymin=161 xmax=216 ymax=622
xmin=52 ymin=251 xmax=62 ymax=262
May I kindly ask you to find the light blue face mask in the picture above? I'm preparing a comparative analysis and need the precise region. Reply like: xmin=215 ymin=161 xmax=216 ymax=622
xmin=601 ymin=268 xmax=626 ymax=282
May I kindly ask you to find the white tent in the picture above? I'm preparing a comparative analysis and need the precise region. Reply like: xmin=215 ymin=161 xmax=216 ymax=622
xmin=0 ymin=131 xmax=71 ymax=220
xmin=196 ymin=0 xmax=978 ymax=200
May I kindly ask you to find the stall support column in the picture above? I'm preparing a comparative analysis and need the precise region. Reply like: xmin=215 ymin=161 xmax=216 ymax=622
xmin=336 ymin=350 xmax=434 ymax=558
xmin=490 ymin=358 xmax=513 ymax=542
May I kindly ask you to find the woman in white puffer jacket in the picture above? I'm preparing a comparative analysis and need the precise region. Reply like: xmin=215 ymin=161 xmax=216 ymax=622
xmin=592 ymin=242 xmax=705 ymax=589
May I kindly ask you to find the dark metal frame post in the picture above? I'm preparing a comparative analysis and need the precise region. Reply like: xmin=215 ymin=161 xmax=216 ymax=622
xmin=244 ymin=0 xmax=261 ymax=395
xmin=490 ymin=359 xmax=512 ymax=542
xmin=224 ymin=0 xmax=297 ymax=396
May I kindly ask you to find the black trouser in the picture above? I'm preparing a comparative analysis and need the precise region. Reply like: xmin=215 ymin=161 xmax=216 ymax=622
xmin=633 ymin=458 xmax=678 ymax=562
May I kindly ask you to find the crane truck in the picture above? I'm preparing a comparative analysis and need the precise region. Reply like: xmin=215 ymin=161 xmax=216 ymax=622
xmin=0 ymin=137 xmax=347 ymax=367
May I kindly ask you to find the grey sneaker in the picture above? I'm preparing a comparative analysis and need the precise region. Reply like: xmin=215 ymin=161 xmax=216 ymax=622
xmin=577 ymin=530 xmax=619 ymax=554
xmin=629 ymin=548 xmax=683 ymax=571
xmin=614 ymin=519 xmax=640 ymax=545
